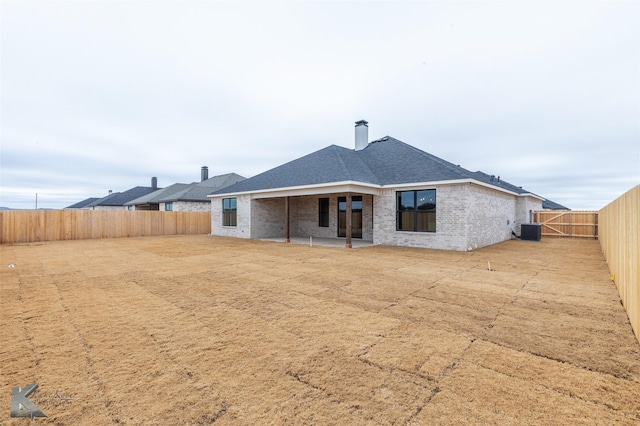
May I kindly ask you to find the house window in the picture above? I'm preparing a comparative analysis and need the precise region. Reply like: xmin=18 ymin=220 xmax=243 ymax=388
xmin=165 ymin=203 xmax=173 ymax=211
xmin=223 ymin=198 xmax=237 ymax=226
xmin=318 ymin=198 xmax=329 ymax=227
xmin=397 ymin=190 xmax=436 ymax=232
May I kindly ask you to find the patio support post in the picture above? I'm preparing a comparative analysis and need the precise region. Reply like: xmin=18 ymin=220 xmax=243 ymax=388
xmin=285 ymin=196 xmax=291 ymax=243
xmin=346 ymin=192 xmax=352 ymax=248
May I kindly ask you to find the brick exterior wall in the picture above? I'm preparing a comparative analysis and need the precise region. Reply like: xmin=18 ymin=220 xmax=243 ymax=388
xmin=210 ymin=185 xmax=543 ymax=251
xmin=373 ymin=185 xmax=469 ymax=251
xmin=251 ymin=198 xmax=286 ymax=238
xmin=291 ymin=196 xmax=336 ymax=239
xmin=92 ymin=206 xmax=127 ymax=211
xmin=374 ymin=183 xmax=540 ymax=251
xmin=173 ymin=201 xmax=210 ymax=212
xmin=154 ymin=201 xmax=209 ymax=212
xmin=466 ymin=184 xmax=517 ymax=250
xmin=291 ymin=194 xmax=373 ymax=241
xmin=211 ymin=194 xmax=252 ymax=239
xmin=516 ymin=196 xmax=543 ymax=234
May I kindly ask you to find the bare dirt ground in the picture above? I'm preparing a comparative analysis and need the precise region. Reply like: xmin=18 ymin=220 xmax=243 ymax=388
xmin=1 ymin=235 xmax=639 ymax=425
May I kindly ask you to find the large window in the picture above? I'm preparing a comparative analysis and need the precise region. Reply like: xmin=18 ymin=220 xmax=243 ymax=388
xmin=222 ymin=198 xmax=237 ymax=227
xmin=318 ymin=198 xmax=329 ymax=227
xmin=397 ymin=190 xmax=436 ymax=232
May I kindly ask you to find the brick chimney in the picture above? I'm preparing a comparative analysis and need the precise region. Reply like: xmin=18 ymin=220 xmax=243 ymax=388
xmin=355 ymin=120 xmax=368 ymax=151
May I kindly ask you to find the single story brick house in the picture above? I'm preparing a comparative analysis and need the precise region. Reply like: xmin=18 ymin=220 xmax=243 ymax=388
xmin=208 ymin=121 xmax=544 ymax=251
xmin=126 ymin=167 xmax=245 ymax=212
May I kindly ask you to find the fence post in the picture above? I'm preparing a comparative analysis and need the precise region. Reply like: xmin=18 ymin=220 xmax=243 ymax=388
xmin=569 ymin=211 xmax=573 ymax=238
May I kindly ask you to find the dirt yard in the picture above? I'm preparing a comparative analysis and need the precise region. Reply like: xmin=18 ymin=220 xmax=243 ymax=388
xmin=1 ymin=235 xmax=639 ymax=425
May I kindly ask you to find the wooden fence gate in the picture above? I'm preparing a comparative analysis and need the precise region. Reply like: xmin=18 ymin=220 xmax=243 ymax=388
xmin=533 ymin=210 xmax=599 ymax=239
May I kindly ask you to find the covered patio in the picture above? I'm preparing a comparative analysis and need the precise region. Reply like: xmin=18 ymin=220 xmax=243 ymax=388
xmin=262 ymin=236 xmax=375 ymax=248
xmin=251 ymin=189 xmax=376 ymax=248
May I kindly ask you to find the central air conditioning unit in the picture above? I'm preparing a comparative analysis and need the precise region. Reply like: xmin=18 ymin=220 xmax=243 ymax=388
xmin=521 ymin=224 xmax=542 ymax=241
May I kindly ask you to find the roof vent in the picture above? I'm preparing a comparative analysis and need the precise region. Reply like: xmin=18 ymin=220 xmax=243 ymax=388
xmin=355 ymin=120 xmax=368 ymax=150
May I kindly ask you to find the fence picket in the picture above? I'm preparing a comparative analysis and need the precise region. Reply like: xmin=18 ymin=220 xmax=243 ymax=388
xmin=599 ymin=185 xmax=639 ymax=344
xmin=0 ymin=210 xmax=211 ymax=244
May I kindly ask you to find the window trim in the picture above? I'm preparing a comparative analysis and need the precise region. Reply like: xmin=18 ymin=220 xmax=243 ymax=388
xmin=396 ymin=189 xmax=436 ymax=233
xmin=222 ymin=198 xmax=237 ymax=227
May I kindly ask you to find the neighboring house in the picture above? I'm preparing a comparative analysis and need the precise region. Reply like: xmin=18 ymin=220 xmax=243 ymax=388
xmin=65 ymin=197 xmax=101 ymax=209
xmin=126 ymin=167 xmax=246 ymax=212
xmin=209 ymin=120 xmax=545 ymax=251
xmin=86 ymin=178 xmax=161 ymax=210
xmin=124 ymin=183 xmax=193 ymax=211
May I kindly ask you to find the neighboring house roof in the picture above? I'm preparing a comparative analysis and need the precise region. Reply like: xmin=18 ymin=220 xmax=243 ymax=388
xmin=542 ymin=199 xmax=570 ymax=210
xmin=65 ymin=197 xmax=101 ymax=209
xmin=125 ymin=183 xmax=192 ymax=206
xmin=159 ymin=173 xmax=246 ymax=202
xmin=88 ymin=186 xmax=160 ymax=207
xmin=211 ymin=137 xmax=535 ymax=197
xmin=124 ymin=173 xmax=246 ymax=206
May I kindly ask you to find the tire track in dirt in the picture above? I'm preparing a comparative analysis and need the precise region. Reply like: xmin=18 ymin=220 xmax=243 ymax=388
xmin=1 ymin=246 xmax=40 ymax=397
xmin=51 ymin=272 xmax=120 ymax=424
xmin=55 ymin=273 xmax=233 ymax=424
xmin=3 ymin=249 xmax=115 ymax=424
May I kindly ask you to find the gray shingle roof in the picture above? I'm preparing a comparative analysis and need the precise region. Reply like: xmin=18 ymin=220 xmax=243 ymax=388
xmin=212 ymin=137 xmax=532 ymax=196
xmin=88 ymin=186 xmax=160 ymax=207
xmin=102 ymin=173 xmax=246 ymax=207
xmin=125 ymin=184 xmax=192 ymax=206
xmin=159 ymin=173 xmax=246 ymax=202
xmin=65 ymin=197 xmax=101 ymax=209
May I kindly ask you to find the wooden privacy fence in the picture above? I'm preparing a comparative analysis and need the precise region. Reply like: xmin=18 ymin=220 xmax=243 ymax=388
xmin=599 ymin=185 xmax=639 ymax=344
xmin=0 ymin=210 xmax=211 ymax=244
xmin=533 ymin=210 xmax=599 ymax=239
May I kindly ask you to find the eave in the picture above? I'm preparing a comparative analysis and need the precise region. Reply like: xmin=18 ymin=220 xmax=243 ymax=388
xmin=208 ymin=178 xmax=544 ymax=201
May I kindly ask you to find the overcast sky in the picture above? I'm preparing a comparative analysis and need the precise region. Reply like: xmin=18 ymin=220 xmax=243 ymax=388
xmin=1 ymin=1 xmax=638 ymax=210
